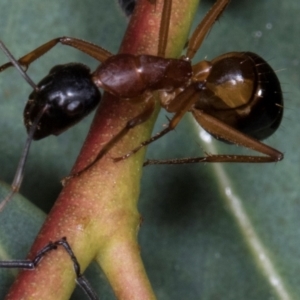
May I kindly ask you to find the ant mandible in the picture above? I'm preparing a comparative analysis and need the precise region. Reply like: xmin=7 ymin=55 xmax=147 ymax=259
xmin=0 ymin=0 xmax=283 ymax=210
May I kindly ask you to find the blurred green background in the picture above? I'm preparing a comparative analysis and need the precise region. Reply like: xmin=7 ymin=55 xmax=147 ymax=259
xmin=0 ymin=0 xmax=299 ymax=299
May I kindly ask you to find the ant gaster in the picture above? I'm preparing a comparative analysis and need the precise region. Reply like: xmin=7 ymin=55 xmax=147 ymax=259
xmin=0 ymin=0 xmax=283 ymax=211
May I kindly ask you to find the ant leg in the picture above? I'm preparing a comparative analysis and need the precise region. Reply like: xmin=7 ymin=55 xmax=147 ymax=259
xmin=144 ymin=110 xmax=283 ymax=166
xmin=186 ymin=0 xmax=230 ymax=60
xmin=54 ymin=239 xmax=99 ymax=300
xmin=157 ymin=0 xmax=172 ymax=57
xmin=144 ymin=154 xmax=282 ymax=166
xmin=194 ymin=110 xmax=283 ymax=161
xmin=0 ymin=237 xmax=99 ymax=300
xmin=0 ymin=37 xmax=112 ymax=72
xmin=0 ymin=241 xmax=58 ymax=270
xmin=69 ymin=94 xmax=156 ymax=178
xmin=114 ymin=85 xmax=201 ymax=162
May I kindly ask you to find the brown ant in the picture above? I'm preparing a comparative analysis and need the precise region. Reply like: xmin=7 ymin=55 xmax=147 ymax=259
xmin=0 ymin=0 xmax=283 ymax=211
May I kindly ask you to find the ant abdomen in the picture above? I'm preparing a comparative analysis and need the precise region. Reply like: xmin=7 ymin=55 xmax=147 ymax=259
xmin=25 ymin=63 xmax=101 ymax=140
xmin=194 ymin=52 xmax=283 ymax=140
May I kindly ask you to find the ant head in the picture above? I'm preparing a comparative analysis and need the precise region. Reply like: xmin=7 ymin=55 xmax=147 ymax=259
xmin=24 ymin=63 xmax=101 ymax=140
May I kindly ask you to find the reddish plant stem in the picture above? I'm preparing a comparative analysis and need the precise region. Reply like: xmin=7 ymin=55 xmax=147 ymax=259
xmin=5 ymin=0 xmax=198 ymax=299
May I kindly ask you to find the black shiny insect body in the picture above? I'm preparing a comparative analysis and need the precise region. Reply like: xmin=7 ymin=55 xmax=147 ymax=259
xmin=26 ymin=63 xmax=100 ymax=140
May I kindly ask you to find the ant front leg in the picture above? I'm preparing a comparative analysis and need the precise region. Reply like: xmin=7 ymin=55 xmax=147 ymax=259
xmin=0 ymin=237 xmax=99 ymax=300
xmin=0 ymin=37 xmax=112 ymax=72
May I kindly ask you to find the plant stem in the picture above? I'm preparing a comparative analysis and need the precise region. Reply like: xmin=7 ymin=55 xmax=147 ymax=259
xmin=5 ymin=0 xmax=199 ymax=299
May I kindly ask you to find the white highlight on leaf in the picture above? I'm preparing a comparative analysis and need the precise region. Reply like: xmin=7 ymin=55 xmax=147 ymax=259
xmin=199 ymin=128 xmax=212 ymax=143
xmin=253 ymin=31 xmax=263 ymax=38
xmin=195 ymin=122 xmax=292 ymax=300
xmin=266 ymin=23 xmax=273 ymax=30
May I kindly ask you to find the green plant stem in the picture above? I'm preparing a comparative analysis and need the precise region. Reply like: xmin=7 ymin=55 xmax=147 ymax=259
xmin=5 ymin=0 xmax=199 ymax=299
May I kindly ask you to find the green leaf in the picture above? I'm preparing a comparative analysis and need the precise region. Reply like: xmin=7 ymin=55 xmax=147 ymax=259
xmin=0 ymin=0 xmax=299 ymax=299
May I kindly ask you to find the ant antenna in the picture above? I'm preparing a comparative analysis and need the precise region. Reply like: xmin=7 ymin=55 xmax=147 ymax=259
xmin=0 ymin=105 xmax=48 ymax=211
xmin=0 ymin=41 xmax=37 ymax=90
xmin=0 ymin=41 xmax=44 ymax=211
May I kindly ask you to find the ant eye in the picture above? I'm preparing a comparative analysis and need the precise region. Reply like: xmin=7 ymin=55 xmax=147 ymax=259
xmin=25 ymin=63 xmax=101 ymax=140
